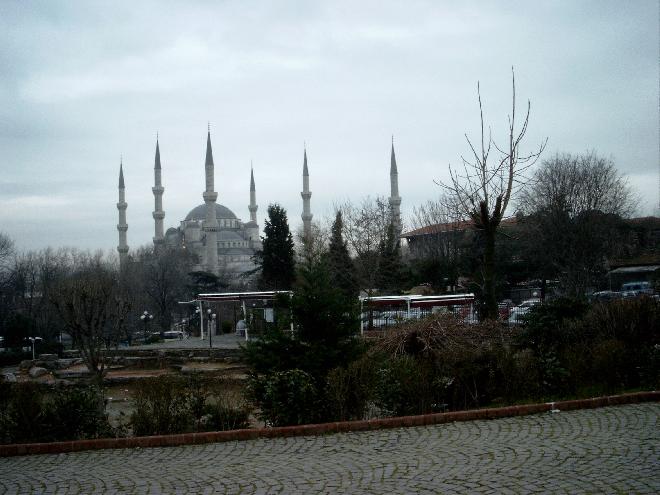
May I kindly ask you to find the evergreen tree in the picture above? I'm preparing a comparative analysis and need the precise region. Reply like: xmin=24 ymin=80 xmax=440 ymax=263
xmin=327 ymin=211 xmax=359 ymax=300
xmin=256 ymin=204 xmax=296 ymax=290
xmin=377 ymin=222 xmax=404 ymax=294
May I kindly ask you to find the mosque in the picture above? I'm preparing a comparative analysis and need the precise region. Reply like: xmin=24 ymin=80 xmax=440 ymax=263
xmin=116 ymin=129 xmax=402 ymax=279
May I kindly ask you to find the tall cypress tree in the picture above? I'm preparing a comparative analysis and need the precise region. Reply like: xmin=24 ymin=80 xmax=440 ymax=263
xmin=256 ymin=204 xmax=296 ymax=290
xmin=327 ymin=211 xmax=359 ymax=300
xmin=377 ymin=222 xmax=404 ymax=294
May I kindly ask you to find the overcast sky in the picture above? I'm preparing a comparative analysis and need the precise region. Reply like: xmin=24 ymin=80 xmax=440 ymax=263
xmin=1 ymin=0 xmax=658 ymax=252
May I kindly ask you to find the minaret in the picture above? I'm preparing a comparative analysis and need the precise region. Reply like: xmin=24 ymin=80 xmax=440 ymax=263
xmin=117 ymin=160 xmax=129 ymax=268
xmin=301 ymin=146 xmax=312 ymax=241
xmin=152 ymin=136 xmax=165 ymax=250
xmin=249 ymin=164 xmax=258 ymax=224
xmin=389 ymin=137 xmax=402 ymax=235
xmin=245 ymin=163 xmax=261 ymax=246
xmin=202 ymin=127 xmax=219 ymax=273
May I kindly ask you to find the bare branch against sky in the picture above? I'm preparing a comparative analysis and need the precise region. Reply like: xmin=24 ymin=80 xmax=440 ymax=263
xmin=0 ymin=0 xmax=657 ymax=250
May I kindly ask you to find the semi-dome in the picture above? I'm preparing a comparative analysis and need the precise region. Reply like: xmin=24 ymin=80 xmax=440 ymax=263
xmin=184 ymin=203 xmax=237 ymax=221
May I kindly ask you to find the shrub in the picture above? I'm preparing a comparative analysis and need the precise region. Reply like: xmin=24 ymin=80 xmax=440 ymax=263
xmin=374 ymin=355 xmax=442 ymax=417
xmin=130 ymin=375 xmax=251 ymax=436
xmin=0 ymin=382 xmax=111 ymax=444
xmin=0 ymin=350 xmax=32 ymax=367
xmin=518 ymin=297 xmax=590 ymax=352
xmin=47 ymin=385 xmax=110 ymax=441
xmin=204 ymin=399 xmax=251 ymax=431
xmin=130 ymin=376 xmax=192 ymax=436
xmin=326 ymin=355 xmax=379 ymax=421
xmin=249 ymin=369 xmax=319 ymax=427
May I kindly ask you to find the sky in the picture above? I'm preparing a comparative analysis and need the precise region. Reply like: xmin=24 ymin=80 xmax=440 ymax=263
xmin=1 ymin=0 xmax=658 ymax=252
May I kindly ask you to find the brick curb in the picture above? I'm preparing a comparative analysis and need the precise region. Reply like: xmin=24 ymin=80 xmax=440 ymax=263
xmin=1 ymin=390 xmax=657 ymax=457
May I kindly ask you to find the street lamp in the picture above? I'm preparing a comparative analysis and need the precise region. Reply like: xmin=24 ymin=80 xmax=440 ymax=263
xmin=140 ymin=310 xmax=153 ymax=339
xmin=207 ymin=308 xmax=216 ymax=349
xmin=28 ymin=336 xmax=42 ymax=360
xmin=196 ymin=307 xmax=203 ymax=339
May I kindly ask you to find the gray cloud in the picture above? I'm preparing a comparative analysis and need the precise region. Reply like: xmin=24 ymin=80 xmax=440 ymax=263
xmin=0 ymin=0 xmax=657 ymax=251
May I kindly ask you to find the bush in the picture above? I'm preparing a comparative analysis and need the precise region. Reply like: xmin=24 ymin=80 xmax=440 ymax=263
xmin=0 ymin=349 xmax=32 ymax=367
xmin=326 ymin=355 xmax=378 ymax=421
xmin=0 ymin=382 xmax=111 ymax=444
xmin=130 ymin=375 xmax=251 ymax=436
xmin=221 ymin=321 xmax=233 ymax=334
xmin=204 ymin=399 xmax=250 ymax=431
xmin=518 ymin=297 xmax=590 ymax=352
xmin=373 ymin=355 xmax=445 ymax=417
xmin=130 ymin=376 xmax=195 ymax=436
xmin=47 ymin=385 xmax=110 ymax=441
xmin=249 ymin=369 xmax=319 ymax=426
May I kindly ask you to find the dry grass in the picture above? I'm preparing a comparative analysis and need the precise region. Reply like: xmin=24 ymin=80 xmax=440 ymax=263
xmin=370 ymin=314 xmax=514 ymax=357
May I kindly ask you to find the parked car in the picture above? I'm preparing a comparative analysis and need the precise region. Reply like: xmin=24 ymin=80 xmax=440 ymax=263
xmin=590 ymin=290 xmax=622 ymax=302
xmin=621 ymin=281 xmax=653 ymax=298
xmin=508 ymin=298 xmax=541 ymax=325
xmin=163 ymin=330 xmax=185 ymax=340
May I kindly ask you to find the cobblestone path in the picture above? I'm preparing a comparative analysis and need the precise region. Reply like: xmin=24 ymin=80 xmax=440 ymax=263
xmin=1 ymin=403 xmax=658 ymax=494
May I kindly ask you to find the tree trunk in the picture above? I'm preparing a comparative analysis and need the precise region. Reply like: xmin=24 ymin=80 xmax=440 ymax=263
xmin=482 ymin=227 xmax=498 ymax=320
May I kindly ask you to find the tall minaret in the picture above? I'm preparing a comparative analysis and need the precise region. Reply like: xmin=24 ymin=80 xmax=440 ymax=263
xmin=117 ymin=160 xmax=129 ymax=268
xmin=389 ymin=137 xmax=402 ymax=235
xmin=301 ymin=146 xmax=312 ymax=241
xmin=246 ymin=163 xmax=260 ymax=245
xmin=249 ymin=164 xmax=258 ymax=224
xmin=152 ymin=136 xmax=165 ymax=250
xmin=202 ymin=127 xmax=219 ymax=273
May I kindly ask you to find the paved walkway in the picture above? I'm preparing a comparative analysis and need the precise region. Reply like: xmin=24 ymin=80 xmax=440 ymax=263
xmin=1 ymin=403 xmax=658 ymax=494
xmin=129 ymin=333 xmax=244 ymax=350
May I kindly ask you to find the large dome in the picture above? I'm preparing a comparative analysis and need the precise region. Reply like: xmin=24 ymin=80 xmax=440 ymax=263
xmin=184 ymin=203 xmax=237 ymax=221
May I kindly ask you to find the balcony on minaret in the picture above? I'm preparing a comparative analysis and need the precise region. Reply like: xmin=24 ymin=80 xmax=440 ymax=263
xmin=117 ymin=201 xmax=127 ymax=209
xmin=117 ymin=224 xmax=128 ymax=232
xmin=152 ymin=186 xmax=164 ymax=195
xmin=152 ymin=211 xmax=165 ymax=220
xmin=203 ymin=191 xmax=218 ymax=202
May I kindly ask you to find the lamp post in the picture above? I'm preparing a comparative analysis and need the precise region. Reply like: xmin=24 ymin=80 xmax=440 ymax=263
xmin=196 ymin=306 xmax=203 ymax=339
xmin=28 ymin=336 xmax=42 ymax=360
xmin=207 ymin=309 xmax=216 ymax=349
xmin=140 ymin=310 xmax=153 ymax=339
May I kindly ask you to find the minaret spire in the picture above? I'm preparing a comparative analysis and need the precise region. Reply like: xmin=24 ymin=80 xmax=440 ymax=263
xmin=152 ymin=137 xmax=165 ymax=249
xmin=301 ymin=146 xmax=313 ymax=241
xmin=202 ymin=127 xmax=219 ymax=273
xmin=249 ymin=162 xmax=257 ymax=223
xmin=389 ymin=137 xmax=402 ymax=236
xmin=117 ymin=159 xmax=129 ymax=268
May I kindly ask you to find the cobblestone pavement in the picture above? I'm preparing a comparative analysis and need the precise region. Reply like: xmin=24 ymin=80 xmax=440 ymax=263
xmin=1 ymin=403 xmax=658 ymax=494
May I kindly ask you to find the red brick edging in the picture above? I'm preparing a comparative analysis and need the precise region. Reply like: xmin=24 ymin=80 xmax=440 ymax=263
xmin=1 ymin=391 xmax=657 ymax=457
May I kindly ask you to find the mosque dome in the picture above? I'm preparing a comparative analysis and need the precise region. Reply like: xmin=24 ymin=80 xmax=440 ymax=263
xmin=184 ymin=204 xmax=237 ymax=221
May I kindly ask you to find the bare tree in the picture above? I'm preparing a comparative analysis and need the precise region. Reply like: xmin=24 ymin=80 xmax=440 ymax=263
xmin=51 ymin=256 xmax=130 ymax=383
xmin=441 ymin=69 xmax=546 ymax=319
xmin=294 ymin=220 xmax=330 ymax=266
xmin=338 ymin=196 xmax=391 ymax=294
xmin=518 ymin=152 xmax=635 ymax=295
xmin=519 ymin=151 xmax=635 ymax=218
xmin=0 ymin=232 xmax=14 ymax=270
xmin=133 ymin=246 xmax=192 ymax=334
